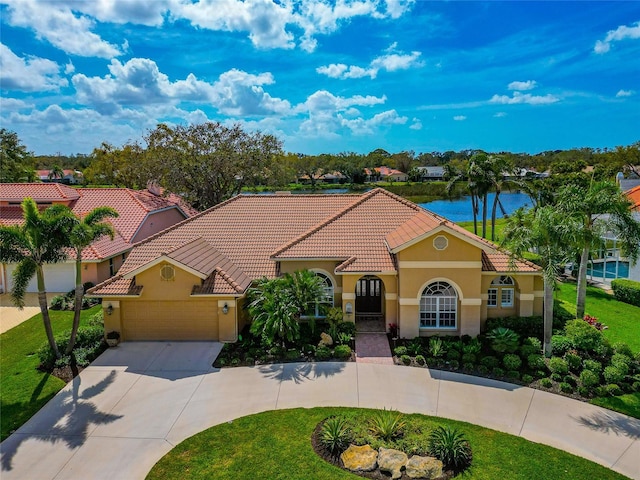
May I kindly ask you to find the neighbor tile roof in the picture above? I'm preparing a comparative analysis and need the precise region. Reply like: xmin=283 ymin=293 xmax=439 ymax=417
xmin=0 ymin=184 xmax=197 ymax=260
xmin=481 ymin=252 xmax=540 ymax=273
xmin=626 ymin=185 xmax=640 ymax=210
xmin=90 ymin=188 xmax=539 ymax=297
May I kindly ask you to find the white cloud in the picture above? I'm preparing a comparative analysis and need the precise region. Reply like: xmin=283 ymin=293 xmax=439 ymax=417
xmin=64 ymin=61 xmax=75 ymax=74
xmin=339 ymin=109 xmax=407 ymax=135
xmin=0 ymin=98 xmax=33 ymax=110
xmin=508 ymin=80 xmax=537 ymax=91
xmin=72 ymin=58 xmax=290 ymax=116
xmin=0 ymin=43 xmax=68 ymax=91
xmin=493 ymin=112 xmax=507 ymax=118
xmin=616 ymin=89 xmax=635 ymax=98
xmin=4 ymin=0 xmax=122 ymax=58
xmin=317 ymin=43 xmax=422 ymax=80
xmin=489 ymin=91 xmax=559 ymax=105
xmin=453 ymin=115 xmax=466 ymax=121
xmin=409 ymin=117 xmax=422 ymax=130
xmin=594 ymin=21 xmax=640 ymax=54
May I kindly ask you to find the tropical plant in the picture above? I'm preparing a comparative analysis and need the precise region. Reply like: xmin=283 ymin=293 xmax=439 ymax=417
xmin=320 ymin=416 xmax=352 ymax=454
xmin=548 ymin=357 xmax=569 ymax=375
xmin=48 ymin=165 xmax=64 ymax=181
xmin=333 ymin=345 xmax=352 ymax=359
xmin=501 ymin=206 xmax=580 ymax=356
xmin=503 ymin=353 xmax=522 ymax=370
xmin=368 ymin=409 xmax=406 ymax=441
xmin=487 ymin=327 xmax=520 ymax=354
xmin=66 ymin=206 xmax=118 ymax=354
xmin=427 ymin=425 xmax=473 ymax=470
xmin=407 ymin=338 xmax=423 ymax=356
xmin=429 ymin=337 xmax=445 ymax=357
xmin=557 ymin=181 xmax=640 ymax=319
xmin=564 ymin=319 xmax=603 ymax=353
xmin=0 ymin=198 xmax=74 ymax=358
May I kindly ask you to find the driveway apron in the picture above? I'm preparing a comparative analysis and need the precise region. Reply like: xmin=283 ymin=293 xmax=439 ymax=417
xmin=1 ymin=341 xmax=638 ymax=480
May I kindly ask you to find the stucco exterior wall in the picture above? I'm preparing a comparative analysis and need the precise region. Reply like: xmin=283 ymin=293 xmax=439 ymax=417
xmin=131 ymin=208 xmax=187 ymax=243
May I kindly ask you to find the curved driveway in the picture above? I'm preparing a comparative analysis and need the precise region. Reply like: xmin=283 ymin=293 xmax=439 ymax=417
xmin=1 ymin=342 xmax=638 ymax=480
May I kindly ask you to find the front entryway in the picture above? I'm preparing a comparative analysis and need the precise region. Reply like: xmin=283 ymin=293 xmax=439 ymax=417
xmin=355 ymin=276 xmax=385 ymax=332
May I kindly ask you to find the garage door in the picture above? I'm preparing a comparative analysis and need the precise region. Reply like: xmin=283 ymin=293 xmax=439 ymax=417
xmin=122 ymin=300 xmax=218 ymax=341
xmin=5 ymin=262 xmax=75 ymax=293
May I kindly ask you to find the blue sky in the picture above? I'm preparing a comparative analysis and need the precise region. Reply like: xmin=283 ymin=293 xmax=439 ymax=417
xmin=1 ymin=1 xmax=639 ymax=156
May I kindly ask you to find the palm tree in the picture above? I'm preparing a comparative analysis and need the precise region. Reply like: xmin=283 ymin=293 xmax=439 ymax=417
xmin=66 ymin=207 xmax=119 ymax=354
xmin=558 ymin=180 xmax=640 ymax=319
xmin=487 ymin=156 xmax=514 ymax=241
xmin=48 ymin=165 xmax=64 ymax=181
xmin=446 ymin=160 xmax=479 ymax=235
xmin=501 ymin=206 xmax=580 ymax=356
xmin=0 ymin=199 xmax=74 ymax=358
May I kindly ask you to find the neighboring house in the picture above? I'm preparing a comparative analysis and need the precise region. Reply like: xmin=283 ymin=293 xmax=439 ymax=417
xmin=37 ymin=169 xmax=84 ymax=185
xmin=415 ymin=166 xmax=445 ymax=181
xmin=365 ymin=167 xmax=409 ymax=182
xmin=88 ymin=188 xmax=543 ymax=342
xmin=0 ymin=183 xmax=197 ymax=294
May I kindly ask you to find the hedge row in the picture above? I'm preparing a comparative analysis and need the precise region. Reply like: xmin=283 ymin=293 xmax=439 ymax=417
xmin=611 ymin=279 xmax=640 ymax=308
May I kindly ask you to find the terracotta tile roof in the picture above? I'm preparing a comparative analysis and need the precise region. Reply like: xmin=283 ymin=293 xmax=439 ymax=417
xmin=482 ymin=252 xmax=540 ymax=273
xmin=87 ymin=276 xmax=143 ymax=296
xmin=0 ymin=183 xmax=80 ymax=202
xmin=626 ymin=185 xmax=640 ymax=210
xmin=89 ymin=188 xmax=540 ymax=296
xmin=0 ymin=184 xmax=197 ymax=261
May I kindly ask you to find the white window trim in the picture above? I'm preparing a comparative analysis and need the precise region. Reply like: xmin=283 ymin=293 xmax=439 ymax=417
xmin=419 ymin=281 xmax=458 ymax=330
xmin=501 ymin=287 xmax=514 ymax=307
xmin=487 ymin=288 xmax=498 ymax=308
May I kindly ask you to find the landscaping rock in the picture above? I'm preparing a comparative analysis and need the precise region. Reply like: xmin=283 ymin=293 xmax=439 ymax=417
xmin=341 ymin=444 xmax=378 ymax=472
xmin=406 ymin=455 xmax=443 ymax=479
xmin=319 ymin=332 xmax=333 ymax=346
xmin=378 ymin=447 xmax=408 ymax=480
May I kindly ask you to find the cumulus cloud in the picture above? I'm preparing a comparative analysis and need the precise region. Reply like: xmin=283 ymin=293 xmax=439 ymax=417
xmin=616 ymin=89 xmax=635 ymax=98
xmin=508 ymin=80 xmax=537 ymax=91
xmin=594 ymin=21 xmax=640 ymax=54
xmin=317 ymin=43 xmax=422 ymax=80
xmin=453 ymin=115 xmax=466 ymax=121
xmin=72 ymin=58 xmax=290 ymax=116
xmin=4 ymin=0 xmax=123 ymax=58
xmin=339 ymin=109 xmax=407 ymax=135
xmin=0 ymin=43 xmax=68 ymax=91
xmin=409 ymin=117 xmax=422 ymax=130
xmin=489 ymin=91 xmax=559 ymax=105
xmin=493 ymin=112 xmax=507 ymax=118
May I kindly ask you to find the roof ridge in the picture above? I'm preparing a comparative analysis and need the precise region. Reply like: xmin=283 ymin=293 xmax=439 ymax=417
xmin=213 ymin=266 xmax=244 ymax=293
xmin=270 ymin=190 xmax=379 ymax=258
xmin=164 ymin=236 xmax=206 ymax=255
xmin=126 ymin=188 xmax=153 ymax=212
xmin=372 ymin=187 xmax=423 ymax=212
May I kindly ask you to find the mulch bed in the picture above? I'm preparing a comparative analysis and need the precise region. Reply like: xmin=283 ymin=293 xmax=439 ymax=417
xmin=310 ymin=420 xmax=454 ymax=480
xmin=40 ymin=362 xmax=84 ymax=383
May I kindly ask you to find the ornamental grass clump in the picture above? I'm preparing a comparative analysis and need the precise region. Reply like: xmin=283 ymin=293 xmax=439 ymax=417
xmin=427 ymin=425 xmax=473 ymax=470
xmin=320 ymin=416 xmax=352 ymax=455
xmin=368 ymin=409 xmax=406 ymax=441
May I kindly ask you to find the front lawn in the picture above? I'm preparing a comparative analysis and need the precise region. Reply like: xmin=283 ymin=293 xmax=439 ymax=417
xmin=147 ymin=407 xmax=628 ymax=480
xmin=0 ymin=305 xmax=101 ymax=440
xmin=555 ymin=282 xmax=640 ymax=353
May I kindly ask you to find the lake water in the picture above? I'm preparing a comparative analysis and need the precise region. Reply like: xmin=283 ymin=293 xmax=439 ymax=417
xmin=419 ymin=192 xmax=532 ymax=223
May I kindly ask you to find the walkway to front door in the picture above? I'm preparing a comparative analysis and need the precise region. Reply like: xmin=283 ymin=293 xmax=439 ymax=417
xmin=355 ymin=332 xmax=393 ymax=365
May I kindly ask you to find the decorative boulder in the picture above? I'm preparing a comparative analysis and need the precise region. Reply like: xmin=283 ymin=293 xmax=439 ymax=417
xmin=319 ymin=332 xmax=333 ymax=346
xmin=378 ymin=447 xmax=408 ymax=480
xmin=341 ymin=444 xmax=378 ymax=472
xmin=406 ymin=455 xmax=443 ymax=479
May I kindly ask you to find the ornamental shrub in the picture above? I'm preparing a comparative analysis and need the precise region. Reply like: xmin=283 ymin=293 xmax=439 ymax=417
xmin=286 ymin=349 xmax=301 ymax=360
xmin=480 ymin=356 xmax=499 ymax=369
xmin=605 ymin=384 xmax=623 ymax=396
xmin=579 ymin=369 xmax=600 ymax=389
xmin=492 ymin=367 xmax=505 ymax=377
xmin=559 ymin=382 xmax=574 ymax=394
xmin=429 ymin=337 xmax=446 ymax=358
xmin=461 ymin=353 xmax=476 ymax=364
xmin=551 ymin=335 xmax=572 ymax=356
xmin=401 ymin=354 xmax=411 ymax=365
xmin=463 ymin=362 xmax=475 ymax=372
xmin=503 ymin=354 xmax=522 ymax=370
xmin=632 ymin=382 xmax=640 ymax=393
xmin=447 ymin=349 xmax=461 ymax=361
xmin=368 ymin=409 xmax=406 ymax=441
xmin=337 ymin=321 xmax=357 ymax=336
xmin=563 ymin=375 xmax=577 ymax=387
xmin=394 ymin=346 xmax=408 ymax=356
xmin=321 ymin=416 xmax=352 ymax=454
xmin=427 ymin=426 xmax=473 ymax=470
xmin=49 ymin=295 xmax=68 ymax=311
xmin=583 ymin=359 xmax=602 ymax=374
xmin=540 ymin=378 xmax=553 ymax=388
xmin=564 ymin=352 xmax=582 ymax=372
xmin=612 ymin=342 xmax=634 ymax=357
xmin=603 ymin=365 xmax=625 ymax=384
xmin=415 ymin=355 xmax=426 ymax=366
xmin=611 ymin=278 xmax=640 ymax=307
xmin=334 ymin=345 xmax=352 ymax=360
xmin=527 ymin=354 xmax=545 ymax=370
xmin=522 ymin=374 xmax=534 ymax=383
xmin=551 ymin=373 xmax=563 ymax=382
xmin=519 ymin=344 xmax=538 ymax=357
xmin=611 ymin=353 xmax=632 ymax=371
xmin=315 ymin=346 xmax=332 ymax=360
xmin=477 ymin=365 xmax=489 ymax=375
xmin=524 ymin=337 xmax=542 ymax=350
xmin=548 ymin=357 xmax=569 ymax=375
xmin=564 ymin=319 xmax=603 ymax=353
xmin=506 ymin=370 xmax=520 ymax=380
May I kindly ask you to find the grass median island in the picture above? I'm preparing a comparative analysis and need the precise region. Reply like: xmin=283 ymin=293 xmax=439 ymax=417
xmin=0 ymin=305 xmax=101 ymax=440
xmin=146 ymin=407 xmax=628 ymax=480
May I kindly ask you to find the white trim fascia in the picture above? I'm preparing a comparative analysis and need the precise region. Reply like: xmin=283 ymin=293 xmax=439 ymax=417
xmin=123 ymin=255 xmax=207 ymax=280
xmin=398 ymin=261 xmax=482 ymax=269
xmin=389 ymin=224 xmax=496 ymax=254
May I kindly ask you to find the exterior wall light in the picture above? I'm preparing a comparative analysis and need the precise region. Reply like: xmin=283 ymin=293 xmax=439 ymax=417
xmin=222 ymin=303 xmax=229 ymax=315
xmin=106 ymin=304 xmax=113 ymax=316
xmin=345 ymin=302 xmax=353 ymax=315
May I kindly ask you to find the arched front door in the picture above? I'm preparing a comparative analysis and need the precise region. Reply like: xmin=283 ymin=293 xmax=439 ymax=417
xmin=355 ymin=275 xmax=384 ymax=331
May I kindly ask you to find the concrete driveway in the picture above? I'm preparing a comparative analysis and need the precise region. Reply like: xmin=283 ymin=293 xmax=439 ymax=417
xmin=1 ymin=293 xmax=64 ymax=334
xmin=1 ymin=342 xmax=638 ymax=480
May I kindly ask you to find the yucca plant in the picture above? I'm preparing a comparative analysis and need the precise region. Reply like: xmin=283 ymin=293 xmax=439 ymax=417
xmin=368 ymin=409 xmax=406 ymax=441
xmin=427 ymin=426 xmax=473 ymax=470
xmin=429 ymin=337 xmax=445 ymax=358
xmin=487 ymin=327 xmax=520 ymax=354
xmin=320 ymin=416 xmax=352 ymax=454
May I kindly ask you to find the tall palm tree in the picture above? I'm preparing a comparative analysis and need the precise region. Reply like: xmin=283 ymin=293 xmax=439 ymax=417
xmin=487 ymin=156 xmax=514 ymax=241
xmin=446 ymin=160 xmax=480 ymax=235
xmin=0 ymin=199 xmax=74 ymax=358
xmin=48 ymin=165 xmax=64 ymax=181
xmin=66 ymin=207 xmax=119 ymax=354
xmin=502 ymin=206 xmax=580 ymax=356
xmin=558 ymin=181 xmax=640 ymax=319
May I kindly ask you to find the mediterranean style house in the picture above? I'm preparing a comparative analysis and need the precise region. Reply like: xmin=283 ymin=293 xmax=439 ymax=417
xmin=88 ymin=188 xmax=543 ymax=341
xmin=0 ymin=183 xmax=197 ymax=294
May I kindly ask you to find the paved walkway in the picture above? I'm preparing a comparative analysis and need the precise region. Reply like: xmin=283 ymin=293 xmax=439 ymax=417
xmin=0 ymin=293 xmax=63 ymax=334
xmin=355 ymin=332 xmax=394 ymax=364
xmin=1 ymin=342 xmax=638 ymax=480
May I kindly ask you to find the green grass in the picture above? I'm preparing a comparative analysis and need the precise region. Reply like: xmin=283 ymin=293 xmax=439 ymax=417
xmin=147 ymin=408 xmax=628 ymax=480
xmin=555 ymin=282 xmax=640 ymax=353
xmin=591 ymin=394 xmax=640 ymax=419
xmin=0 ymin=305 xmax=101 ymax=440
xmin=459 ymin=218 xmax=508 ymax=242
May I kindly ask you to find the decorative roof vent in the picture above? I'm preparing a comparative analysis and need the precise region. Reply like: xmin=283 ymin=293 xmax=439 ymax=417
xmin=433 ymin=235 xmax=448 ymax=250
xmin=160 ymin=264 xmax=175 ymax=281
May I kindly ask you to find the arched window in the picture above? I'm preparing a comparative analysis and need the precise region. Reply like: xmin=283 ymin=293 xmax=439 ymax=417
xmin=305 ymin=272 xmax=334 ymax=317
xmin=488 ymin=276 xmax=515 ymax=307
xmin=420 ymin=281 xmax=457 ymax=329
